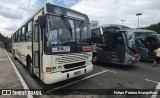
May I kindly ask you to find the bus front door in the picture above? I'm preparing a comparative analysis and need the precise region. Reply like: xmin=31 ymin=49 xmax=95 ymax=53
xmin=96 ymin=35 xmax=111 ymax=63
xmin=108 ymin=33 xmax=125 ymax=64
xmin=32 ymin=23 xmax=40 ymax=78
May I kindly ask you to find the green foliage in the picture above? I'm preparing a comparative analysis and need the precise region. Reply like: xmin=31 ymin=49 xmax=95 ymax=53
xmin=0 ymin=33 xmax=9 ymax=43
xmin=142 ymin=22 xmax=160 ymax=34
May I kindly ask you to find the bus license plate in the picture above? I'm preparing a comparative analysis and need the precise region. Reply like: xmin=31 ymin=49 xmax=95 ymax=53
xmin=74 ymin=71 xmax=81 ymax=76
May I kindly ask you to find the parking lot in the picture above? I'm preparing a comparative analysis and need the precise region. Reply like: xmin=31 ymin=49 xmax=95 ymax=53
xmin=5 ymin=51 xmax=159 ymax=98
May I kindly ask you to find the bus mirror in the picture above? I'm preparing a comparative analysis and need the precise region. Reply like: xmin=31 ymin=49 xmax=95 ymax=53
xmin=38 ymin=15 xmax=46 ymax=28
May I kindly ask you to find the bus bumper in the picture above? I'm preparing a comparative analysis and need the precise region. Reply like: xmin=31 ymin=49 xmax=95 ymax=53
xmin=124 ymin=53 xmax=140 ymax=65
xmin=42 ymin=64 xmax=93 ymax=84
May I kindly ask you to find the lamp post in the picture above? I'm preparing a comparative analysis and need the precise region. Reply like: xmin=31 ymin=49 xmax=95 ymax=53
xmin=121 ymin=20 xmax=126 ymax=25
xmin=136 ymin=13 xmax=142 ymax=28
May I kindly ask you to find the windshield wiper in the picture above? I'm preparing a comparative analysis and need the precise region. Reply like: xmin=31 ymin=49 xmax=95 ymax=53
xmin=60 ymin=15 xmax=72 ymax=34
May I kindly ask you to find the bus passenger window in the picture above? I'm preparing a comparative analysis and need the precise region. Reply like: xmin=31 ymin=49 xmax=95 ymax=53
xmin=19 ymin=29 xmax=22 ymax=42
xmin=91 ymin=28 xmax=100 ymax=36
xmin=17 ymin=32 xmax=19 ymax=42
xmin=26 ymin=21 xmax=32 ymax=41
xmin=13 ymin=33 xmax=16 ymax=42
xmin=21 ymin=27 xmax=26 ymax=41
xmin=34 ymin=24 xmax=39 ymax=42
xmin=14 ymin=34 xmax=16 ymax=42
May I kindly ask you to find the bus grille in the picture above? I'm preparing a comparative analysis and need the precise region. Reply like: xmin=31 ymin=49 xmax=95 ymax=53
xmin=56 ymin=53 xmax=88 ymax=64
xmin=63 ymin=61 xmax=86 ymax=69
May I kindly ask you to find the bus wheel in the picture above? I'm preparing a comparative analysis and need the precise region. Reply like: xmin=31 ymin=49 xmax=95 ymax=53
xmin=13 ymin=51 xmax=17 ymax=60
xmin=92 ymin=55 xmax=98 ymax=64
xmin=29 ymin=62 xmax=35 ymax=77
xmin=27 ymin=58 xmax=34 ymax=77
xmin=29 ymin=63 xmax=33 ymax=74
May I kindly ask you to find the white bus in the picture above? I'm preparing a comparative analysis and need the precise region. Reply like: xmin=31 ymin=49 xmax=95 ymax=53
xmin=11 ymin=3 xmax=93 ymax=84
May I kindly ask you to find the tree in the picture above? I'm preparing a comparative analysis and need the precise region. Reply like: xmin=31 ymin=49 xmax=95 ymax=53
xmin=0 ymin=33 xmax=9 ymax=43
xmin=142 ymin=22 xmax=160 ymax=34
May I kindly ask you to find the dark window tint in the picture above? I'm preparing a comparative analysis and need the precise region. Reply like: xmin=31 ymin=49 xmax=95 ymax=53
xmin=102 ymin=26 xmax=120 ymax=33
xmin=26 ymin=21 xmax=32 ymax=41
xmin=16 ymin=32 xmax=19 ymax=42
xmin=18 ymin=29 xmax=21 ymax=42
xmin=21 ymin=27 xmax=26 ymax=41
xmin=91 ymin=28 xmax=101 ymax=36
xmin=34 ymin=24 xmax=39 ymax=42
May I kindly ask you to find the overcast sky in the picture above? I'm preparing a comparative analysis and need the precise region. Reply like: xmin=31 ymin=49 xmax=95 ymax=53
xmin=1 ymin=0 xmax=160 ymax=36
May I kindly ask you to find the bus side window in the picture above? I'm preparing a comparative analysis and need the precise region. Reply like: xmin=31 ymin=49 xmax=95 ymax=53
xmin=34 ymin=24 xmax=39 ymax=42
xmin=14 ymin=33 xmax=17 ymax=42
xmin=19 ymin=29 xmax=22 ymax=42
xmin=21 ymin=26 xmax=26 ymax=41
xmin=13 ymin=34 xmax=16 ymax=42
xmin=17 ymin=32 xmax=19 ymax=42
xmin=26 ymin=21 xmax=33 ymax=42
xmin=91 ymin=28 xmax=101 ymax=36
xmin=91 ymin=28 xmax=101 ymax=43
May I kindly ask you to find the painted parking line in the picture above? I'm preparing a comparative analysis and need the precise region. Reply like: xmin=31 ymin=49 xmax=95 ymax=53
xmin=47 ymin=69 xmax=116 ymax=93
xmin=100 ymin=68 xmax=117 ymax=73
xmin=145 ymin=79 xmax=160 ymax=98
xmin=5 ymin=50 xmax=33 ymax=98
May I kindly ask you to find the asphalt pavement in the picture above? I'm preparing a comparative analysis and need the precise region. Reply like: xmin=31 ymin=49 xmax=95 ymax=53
xmin=2 ymin=50 xmax=160 ymax=98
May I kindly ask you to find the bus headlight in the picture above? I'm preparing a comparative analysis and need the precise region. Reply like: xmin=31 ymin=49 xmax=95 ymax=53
xmin=52 ymin=67 xmax=57 ymax=72
xmin=130 ymin=56 xmax=135 ymax=60
xmin=52 ymin=66 xmax=63 ymax=72
xmin=58 ymin=66 xmax=62 ymax=70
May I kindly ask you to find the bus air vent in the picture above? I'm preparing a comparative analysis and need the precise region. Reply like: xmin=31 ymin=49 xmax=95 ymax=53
xmin=63 ymin=61 xmax=86 ymax=69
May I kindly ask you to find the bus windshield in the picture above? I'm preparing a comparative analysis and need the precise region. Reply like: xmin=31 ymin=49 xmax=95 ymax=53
xmin=44 ymin=15 xmax=90 ymax=54
xmin=125 ymin=31 xmax=138 ymax=52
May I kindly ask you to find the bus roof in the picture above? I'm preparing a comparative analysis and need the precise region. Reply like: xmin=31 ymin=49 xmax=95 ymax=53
xmin=148 ymin=34 xmax=160 ymax=36
xmin=91 ymin=24 xmax=131 ymax=30
xmin=13 ymin=2 xmax=89 ymax=34
xmin=119 ymin=29 xmax=157 ymax=33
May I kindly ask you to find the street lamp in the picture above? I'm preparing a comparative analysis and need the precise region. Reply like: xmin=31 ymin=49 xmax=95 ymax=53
xmin=136 ymin=13 xmax=142 ymax=28
xmin=121 ymin=20 xmax=126 ymax=25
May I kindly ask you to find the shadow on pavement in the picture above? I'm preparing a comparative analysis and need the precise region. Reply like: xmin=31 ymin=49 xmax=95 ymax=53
xmin=94 ymin=62 xmax=138 ymax=71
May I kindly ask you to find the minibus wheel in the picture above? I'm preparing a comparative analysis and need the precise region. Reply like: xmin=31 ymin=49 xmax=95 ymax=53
xmin=92 ymin=55 xmax=98 ymax=64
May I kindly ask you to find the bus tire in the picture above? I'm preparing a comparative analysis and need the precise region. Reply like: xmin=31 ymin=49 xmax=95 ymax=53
xmin=26 ymin=57 xmax=34 ymax=77
xmin=92 ymin=55 xmax=98 ymax=64
xmin=29 ymin=63 xmax=34 ymax=76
